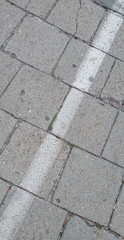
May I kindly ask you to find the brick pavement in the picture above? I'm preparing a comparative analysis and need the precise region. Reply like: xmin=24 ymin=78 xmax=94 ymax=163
xmin=0 ymin=0 xmax=124 ymax=239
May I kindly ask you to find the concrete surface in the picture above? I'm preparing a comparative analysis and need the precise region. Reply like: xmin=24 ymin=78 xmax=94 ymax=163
xmin=103 ymin=112 xmax=124 ymax=167
xmin=62 ymin=215 xmax=122 ymax=240
xmin=110 ymin=187 xmax=124 ymax=236
xmin=0 ymin=0 xmax=124 ymax=239
xmin=53 ymin=148 xmax=123 ymax=226
xmin=0 ymin=65 xmax=69 ymax=130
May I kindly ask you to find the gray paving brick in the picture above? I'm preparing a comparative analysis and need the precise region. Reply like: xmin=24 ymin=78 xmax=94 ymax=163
xmin=0 ymin=122 xmax=46 ymax=185
xmin=5 ymin=16 xmax=69 ymax=73
xmin=64 ymin=94 xmax=116 ymax=155
xmin=102 ymin=112 xmax=124 ymax=167
xmin=48 ymin=0 xmax=105 ymax=42
xmin=0 ymin=186 xmax=67 ymax=240
xmin=101 ymin=61 xmax=124 ymax=107
xmin=0 ymin=122 xmax=70 ymax=199
xmin=0 ymin=110 xmax=17 ymax=150
xmin=54 ymin=38 xmax=114 ymax=96
xmin=0 ymin=180 xmax=10 ymax=205
xmin=0 ymin=51 xmax=21 ymax=96
xmin=16 ymin=197 xmax=66 ymax=239
xmin=27 ymin=0 xmax=56 ymax=18
xmin=0 ymin=1 xmax=25 ymax=46
xmin=9 ymin=0 xmax=30 ymax=8
xmin=109 ymin=22 xmax=124 ymax=61
xmin=62 ymin=216 xmax=121 ymax=240
xmin=110 ymin=187 xmax=124 ymax=237
xmin=53 ymin=148 xmax=123 ymax=226
xmin=0 ymin=65 xmax=69 ymax=130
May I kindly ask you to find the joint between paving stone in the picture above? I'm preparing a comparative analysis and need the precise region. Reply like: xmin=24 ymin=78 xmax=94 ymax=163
xmin=0 ymin=14 xmax=27 ymax=51
xmin=51 ymin=37 xmax=72 ymax=77
xmin=57 ymin=213 xmax=71 ymax=240
xmin=47 ymin=87 xmax=71 ymax=131
xmin=7 ymin=0 xmax=31 ymax=9
xmin=74 ymin=0 xmax=82 ymax=36
xmin=108 ymin=175 xmax=124 ymax=228
xmin=100 ymin=111 xmax=119 ymax=157
xmin=0 ymin=185 xmax=12 ymax=208
xmin=90 ymin=10 xmax=107 ymax=44
xmin=0 ymin=108 xmax=46 ymax=133
xmin=47 ymin=148 xmax=72 ymax=203
xmin=0 ymin=63 xmax=23 ymax=100
xmin=44 ymin=0 xmax=61 ymax=21
xmin=92 ymin=0 xmax=124 ymax=17
xmin=0 ymin=119 xmax=21 ymax=155
xmin=99 ymin=59 xmax=116 ymax=98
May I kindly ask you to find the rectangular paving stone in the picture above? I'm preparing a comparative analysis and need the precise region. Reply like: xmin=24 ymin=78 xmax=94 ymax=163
xmin=53 ymin=148 xmax=124 ymax=226
xmin=110 ymin=187 xmax=124 ymax=237
xmin=5 ymin=16 xmax=69 ymax=73
xmin=9 ymin=0 xmax=30 ymax=8
xmin=0 ymin=110 xmax=17 ymax=150
xmin=63 ymin=94 xmax=116 ymax=155
xmin=27 ymin=0 xmax=56 ymax=18
xmin=0 ymin=186 xmax=67 ymax=240
xmin=0 ymin=121 xmax=70 ymax=199
xmin=0 ymin=65 xmax=69 ymax=130
xmin=101 ymin=61 xmax=124 ymax=107
xmin=62 ymin=216 xmax=121 ymax=240
xmin=0 ymin=1 xmax=25 ymax=46
xmin=48 ymin=0 xmax=105 ymax=42
xmin=0 ymin=51 xmax=21 ymax=96
xmin=109 ymin=21 xmax=124 ymax=61
xmin=0 ymin=180 xmax=10 ymax=206
xmin=0 ymin=121 xmax=46 ymax=185
xmin=102 ymin=112 xmax=124 ymax=167
xmin=54 ymin=38 xmax=114 ymax=97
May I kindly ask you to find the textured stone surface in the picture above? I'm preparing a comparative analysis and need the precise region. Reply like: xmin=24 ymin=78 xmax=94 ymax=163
xmin=27 ymin=0 xmax=56 ymax=18
xmin=102 ymin=112 xmax=124 ymax=167
xmin=0 ymin=110 xmax=17 ymax=150
xmin=53 ymin=148 xmax=123 ymax=225
xmin=54 ymin=39 xmax=114 ymax=96
xmin=109 ymin=22 xmax=124 ymax=61
xmin=0 ymin=1 xmax=25 ymax=46
xmin=0 ymin=51 xmax=21 ymax=96
xmin=5 ymin=16 xmax=69 ymax=73
xmin=65 ymin=94 xmax=116 ymax=155
xmin=0 ymin=65 xmax=69 ymax=130
xmin=9 ymin=0 xmax=30 ymax=8
xmin=92 ymin=0 xmax=124 ymax=14
xmin=0 ymin=180 xmax=10 ymax=205
xmin=48 ymin=0 xmax=105 ymax=42
xmin=62 ymin=216 xmax=121 ymax=240
xmin=110 ymin=187 xmax=124 ymax=237
xmin=0 ymin=186 xmax=67 ymax=240
xmin=0 ymin=122 xmax=46 ymax=185
xmin=16 ymin=197 xmax=66 ymax=240
xmin=101 ymin=61 xmax=124 ymax=105
xmin=0 ymin=121 xmax=70 ymax=199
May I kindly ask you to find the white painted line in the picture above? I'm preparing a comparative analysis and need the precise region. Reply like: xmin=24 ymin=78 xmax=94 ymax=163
xmin=73 ymin=48 xmax=105 ymax=91
xmin=73 ymin=11 xmax=123 ymax=91
xmin=0 ymin=135 xmax=63 ymax=240
xmin=51 ymin=88 xmax=83 ymax=138
xmin=0 ymin=189 xmax=33 ymax=240
xmin=52 ymin=10 xmax=123 ymax=135
xmin=0 ymin=1 xmax=123 ymax=239
xmin=92 ymin=12 xmax=123 ymax=52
